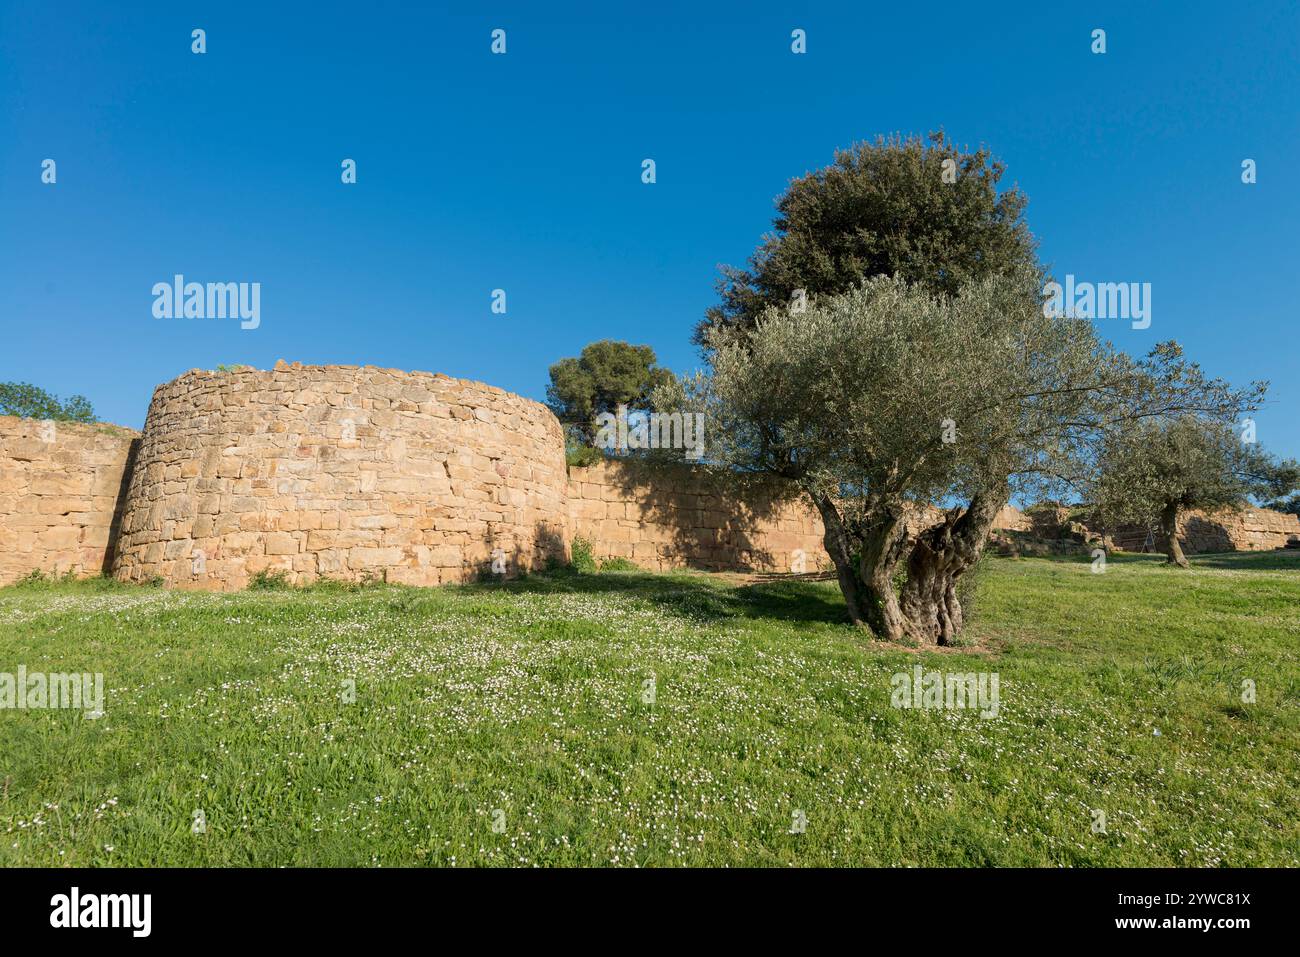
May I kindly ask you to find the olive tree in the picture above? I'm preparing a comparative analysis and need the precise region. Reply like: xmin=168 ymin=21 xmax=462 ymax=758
xmin=1090 ymin=416 xmax=1298 ymax=567
xmin=664 ymin=272 xmax=1259 ymax=644
xmin=1265 ymin=493 xmax=1300 ymax=517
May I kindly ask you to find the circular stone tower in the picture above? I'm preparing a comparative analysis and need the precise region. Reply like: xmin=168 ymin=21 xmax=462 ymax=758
xmin=112 ymin=362 xmax=568 ymax=589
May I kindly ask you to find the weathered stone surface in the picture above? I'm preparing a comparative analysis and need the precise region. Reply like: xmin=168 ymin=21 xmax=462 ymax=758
xmin=0 ymin=416 xmax=138 ymax=584
xmin=1111 ymin=507 xmax=1300 ymax=555
xmin=565 ymin=465 xmax=1300 ymax=571
xmin=4 ymin=369 xmax=1295 ymax=590
xmin=565 ymin=460 xmax=830 ymax=573
xmin=109 ymin=365 xmax=569 ymax=589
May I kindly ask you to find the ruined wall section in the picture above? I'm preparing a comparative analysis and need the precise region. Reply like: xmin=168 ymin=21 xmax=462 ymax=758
xmin=1112 ymin=507 xmax=1300 ymax=553
xmin=564 ymin=462 xmax=1052 ymax=574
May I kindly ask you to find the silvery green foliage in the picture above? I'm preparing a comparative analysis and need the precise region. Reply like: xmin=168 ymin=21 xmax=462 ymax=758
xmin=690 ymin=272 xmax=1262 ymax=508
xmin=1091 ymin=415 xmax=1299 ymax=528
xmin=684 ymin=270 xmax=1097 ymax=508
xmin=669 ymin=270 xmax=1265 ymax=639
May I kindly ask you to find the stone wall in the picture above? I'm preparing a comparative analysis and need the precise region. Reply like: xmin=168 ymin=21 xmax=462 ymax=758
xmin=565 ymin=462 xmax=1003 ymax=573
xmin=1112 ymin=507 xmax=1300 ymax=554
xmin=566 ymin=460 xmax=828 ymax=572
xmin=1183 ymin=507 xmax=1300 ymax=551
xmin=2 ymin=364 xmax=1297 ymax=590
xmin=111 ymin=363 xmax=568 ymax=589
xmin=0 ymin=415 xmax=139 ymax=585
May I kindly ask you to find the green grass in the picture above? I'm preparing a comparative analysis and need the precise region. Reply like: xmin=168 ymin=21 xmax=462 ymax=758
xmin=0 ymin=551 xmax=1296 ymax=867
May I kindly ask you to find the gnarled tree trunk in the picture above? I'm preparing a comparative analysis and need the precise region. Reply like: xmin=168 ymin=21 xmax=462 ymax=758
xmin=855 ymin=504 xmax=909 ymax=642
xmin=812 ymin=493 xmax=909 ymax=641
xmin=813 ymin=492 xmax=867 ymax=625
xmin=1160 ymin=501 xmax=1190 ymax=568
xmin=812 ymin=489 xmax=1006 ymax=645
xmin=900 ymin=489 xmax=1006 ymax=645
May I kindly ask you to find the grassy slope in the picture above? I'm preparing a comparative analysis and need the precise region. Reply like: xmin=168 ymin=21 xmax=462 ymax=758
xmin=0 ymin=552 xmax=1296 ymax=867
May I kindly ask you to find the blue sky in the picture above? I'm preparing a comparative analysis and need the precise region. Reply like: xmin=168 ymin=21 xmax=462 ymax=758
xmin=2 ymin=1 xmax=1297 ymax=457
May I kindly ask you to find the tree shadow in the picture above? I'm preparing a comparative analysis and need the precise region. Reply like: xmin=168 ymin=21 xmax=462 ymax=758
xmin=989 ymin=550 xmax=1148 ymax=566
xmin=1188 ymin=550 xmax=1300 ymax=571
xmin=989 ymin=548 xmax=1300 ymax=572
xmin=568 ymin=456 xmax=816 ymax=574
xmin=477 ymin=520 xmax=568 ymax=581
xmin=1180 ymin=515 xmax=1236 ymax=553
xmin=478 ymin=565 xmax=853 ymax=628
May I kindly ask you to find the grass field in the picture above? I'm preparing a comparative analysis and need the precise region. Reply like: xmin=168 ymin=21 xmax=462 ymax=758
xmin=1 ymin=551 xmax=1296 ymax=867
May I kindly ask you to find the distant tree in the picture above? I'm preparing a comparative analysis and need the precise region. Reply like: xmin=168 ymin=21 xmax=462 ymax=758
xmin=695 ymin=131 xmax=1039 ymax=346
xmin=1265 ymin=493 xmax=1300 ymax=517
xmin=1091 ymin=416 xmax=1299 ymax=567
xmin=0 ymin=382 xmax=95 ymax=422
xmin=546 ymin=341 xmax=675 ymax=448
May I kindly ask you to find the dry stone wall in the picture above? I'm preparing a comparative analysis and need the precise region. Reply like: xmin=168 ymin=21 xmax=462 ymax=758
xmin=0 ymin=415 xmax=138 ymax=585
xmin=1185 ymin=508 xmax=1300 ymax=551
xmin=111 ymin=363 xmax=568 ymax=589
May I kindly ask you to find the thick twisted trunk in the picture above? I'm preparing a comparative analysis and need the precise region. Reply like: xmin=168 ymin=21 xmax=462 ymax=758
xmin=811 ymin=488 xmax=1003 ymax=645
xmin=855 ymin=504 xmax=909 ymax=642
xmin=900 ymin=490 xmax=1006 ymax=645
xmin=812 ymin=493 xmax=908 ymax=641
xmin=1161 ymin=501 xmax=1190 ymax=568
xmin=813 ymin=493 xmax=867 ymax=625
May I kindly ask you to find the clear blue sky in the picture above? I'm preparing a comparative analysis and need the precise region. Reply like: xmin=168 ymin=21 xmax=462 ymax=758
xmin=2 ymin=1 xmax=1297 ymax=456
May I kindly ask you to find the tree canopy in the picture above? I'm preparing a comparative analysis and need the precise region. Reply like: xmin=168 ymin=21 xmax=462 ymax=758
xmin=1266 ymin=493 xmax=1300 ymax=517
xmin=0 ymin=381 xmax=95 ymax=423
xmin=695 ymin=131 xmax=1039 ymax=346
xmin=1090 ymin=415 xmax=1299 ymax=566
xmin=546 ymin=340 xmax=674 ymax=448
xmin=664 ymin=271 xmax=1262 ymax=643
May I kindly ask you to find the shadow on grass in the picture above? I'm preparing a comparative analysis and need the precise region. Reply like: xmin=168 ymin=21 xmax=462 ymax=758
xmin=1188 ymin=550 xmax=1300 ymax=571
xmin=471 ymin=567 xmax=853 ymax=628
xmin=993 ymin=548 xmax=1300 ymax=572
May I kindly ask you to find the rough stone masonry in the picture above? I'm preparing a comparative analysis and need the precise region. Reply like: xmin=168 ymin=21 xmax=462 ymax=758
xmin=0 ymin=362 xmax=1296 ymax=589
